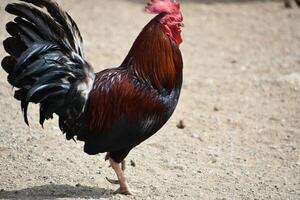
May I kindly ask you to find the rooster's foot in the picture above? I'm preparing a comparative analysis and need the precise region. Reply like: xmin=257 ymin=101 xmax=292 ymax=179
xmin=114 ymin=186 xmax=133 ymax=195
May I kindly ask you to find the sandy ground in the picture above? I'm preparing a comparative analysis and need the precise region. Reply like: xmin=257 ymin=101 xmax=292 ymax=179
xmin=0 ymin=0 xmax=299 ymax=199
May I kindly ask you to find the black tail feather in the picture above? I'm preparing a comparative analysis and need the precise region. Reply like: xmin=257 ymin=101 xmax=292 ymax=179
xmin=14 ymin=88 xmax=27 ymax=101
xmin=2 ymin=0 xmax=94 ymax=139
xmin=6 ymin=21 xmax=33 ymax=47
xmin=21 ymin=100 xmax=29 ymax=125
xmin=40 ymin=99 xmax=65 ymax=124
xmin=6 ymin=21 xmax=21 ymax=37
xmin=13 ymin=59 xmax=47 ymax=87
xmin=14 ymin=17 xmax=44 ymax=42
xmin=20 ymin=0 xmax=83 ymax=55
xmin=5 ymin=3 xmax=65 ymax=45
xmin=1 ymin=56 xmax=16 ymax=74
xmin=26 ymin=83 xmax=70 ymax=102
xmin=3 ymin=37 xmax=27 ymax=58
xmin=13 ymin=42 xmax=59 ymax=78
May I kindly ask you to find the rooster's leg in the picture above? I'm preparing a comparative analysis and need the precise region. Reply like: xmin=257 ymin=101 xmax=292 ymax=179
xmin=121 ymin=160 xmax=126 ymax=171
xmin=109 ymin=158 xmax=132 ymax=195
xmin=105 ymin=160 xmax=126 ymax=184
xmin=105 ymin=153 xmax=126 ymax=171
xmin=105 ymin=153 xmax=126 ymax=184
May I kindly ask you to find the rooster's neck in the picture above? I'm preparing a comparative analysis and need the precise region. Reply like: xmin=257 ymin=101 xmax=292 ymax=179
xmin=121 ymin=14 xmax=183 ymax=92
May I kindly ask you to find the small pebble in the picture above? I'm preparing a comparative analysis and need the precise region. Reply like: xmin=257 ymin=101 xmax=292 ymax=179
xmin=191 ymin=132 xmax=203 ymax=142
xmin=130 ymin=160 xmax=136 ymax=167
xmin=269 ymin=117 xmax=279 ymax=121
xmin=213 ymin=106 xmax=220 ymax=111
xmin=191 ymin=132 xmax=199 ymax=138
xmin=176 ymin=120 xmax=185 ymax=129
xmin=46 ymin=156 xmax=54 ymax=161
xmin=75 ymin=183 xmax=81 ymax=187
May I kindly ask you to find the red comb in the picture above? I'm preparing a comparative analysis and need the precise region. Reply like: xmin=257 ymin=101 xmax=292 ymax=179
xmin=145 ymin=0 xmax=180 ymax=15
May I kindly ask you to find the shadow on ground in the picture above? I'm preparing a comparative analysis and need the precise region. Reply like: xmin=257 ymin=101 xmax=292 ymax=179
xmin=0 ymin=184 xmax=113 ymax=199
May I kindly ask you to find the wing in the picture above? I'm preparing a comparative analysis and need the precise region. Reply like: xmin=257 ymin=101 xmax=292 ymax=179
xmin=85 ymin=69 xmax=167 ymax=132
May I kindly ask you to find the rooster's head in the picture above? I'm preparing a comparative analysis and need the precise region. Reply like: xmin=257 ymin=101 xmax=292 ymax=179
xmin=146 ymin=0 xmax=183 ymax=46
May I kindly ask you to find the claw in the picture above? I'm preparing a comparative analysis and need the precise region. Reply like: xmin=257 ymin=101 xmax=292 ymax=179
xmin=106 ymin=177 xmax=119 ymax=184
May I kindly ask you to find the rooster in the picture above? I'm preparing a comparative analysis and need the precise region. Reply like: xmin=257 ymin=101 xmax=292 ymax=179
xmin=1 ymin=0 xmax=183 ymax=194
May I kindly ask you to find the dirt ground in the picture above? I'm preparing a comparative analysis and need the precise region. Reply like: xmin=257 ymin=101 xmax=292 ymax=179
xmin=0 ymin=0 xmax=299 ymax=199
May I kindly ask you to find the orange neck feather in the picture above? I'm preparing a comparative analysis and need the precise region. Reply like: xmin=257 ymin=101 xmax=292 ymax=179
xmin=121 ymin=14 xmax=183 ymax=91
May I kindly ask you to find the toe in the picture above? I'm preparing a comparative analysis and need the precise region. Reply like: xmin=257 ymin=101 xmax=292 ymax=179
xmin=105 ymin=177 xmax=119 ymax=184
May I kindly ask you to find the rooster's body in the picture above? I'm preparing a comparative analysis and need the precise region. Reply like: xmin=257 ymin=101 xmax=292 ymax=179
xmin=2 ymin=0 xmax=183 ymax=194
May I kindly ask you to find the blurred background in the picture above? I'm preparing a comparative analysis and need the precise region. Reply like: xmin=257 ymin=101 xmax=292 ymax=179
xmin=0 ymin=0 xmax=299 ymax=199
